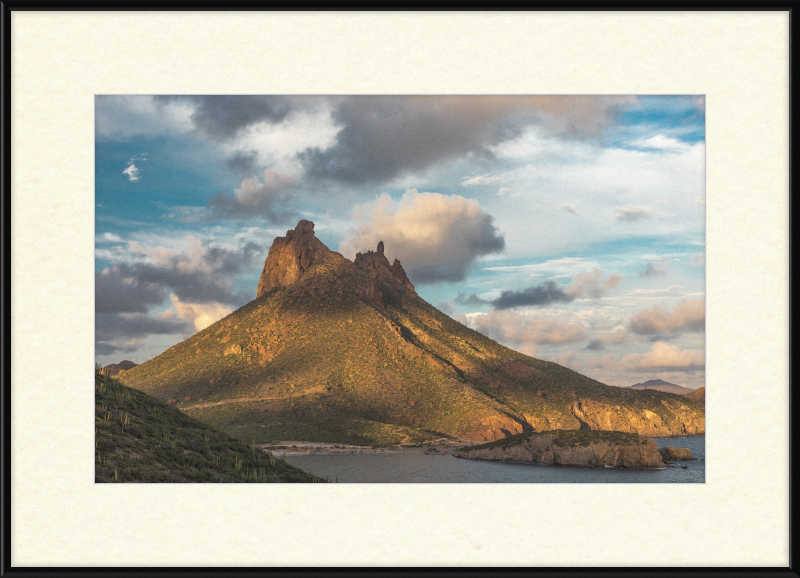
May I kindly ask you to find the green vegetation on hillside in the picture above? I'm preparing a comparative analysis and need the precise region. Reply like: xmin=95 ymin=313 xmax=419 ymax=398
xmin=95 ymin=370 xmax=327 ymax=483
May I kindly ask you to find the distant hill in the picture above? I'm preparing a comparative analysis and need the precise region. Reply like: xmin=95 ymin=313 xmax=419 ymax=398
xmin=119 ymin=220 xmax=704 ymax=446
xmin=627 ymin=379 xmax=694 ymax=395
xmin=95 ymin=370 xmax=325 ymax=483
xmin=683 ymin=387 xmax=705 ymax=403
xmin=100 ymin=360 xmax=137 ymax=377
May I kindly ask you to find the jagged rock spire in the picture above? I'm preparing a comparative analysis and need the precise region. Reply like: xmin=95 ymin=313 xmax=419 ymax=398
xmin=256 ymin=220 xmax=338 ymax=298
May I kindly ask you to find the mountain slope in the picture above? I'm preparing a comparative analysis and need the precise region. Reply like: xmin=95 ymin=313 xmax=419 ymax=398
xmin=628 ymin=379 xmax=694 ymax=395
xmin=95 ymin=370 xmax=324 ymax=482
xmin=119 ymin=220 xmax=704 ymax=445
xmin=683 ymin=387 xmax=705 ymax=403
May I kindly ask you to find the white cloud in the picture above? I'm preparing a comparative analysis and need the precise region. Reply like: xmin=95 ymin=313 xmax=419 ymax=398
xmin=96 ymin=232 xmax=123 ymax=243
xmin=629 ymin=134 xmax=692 ymax=152
xmin=497 ymin=187 xmax=512 ymax=196
xmin=462 ymin=174 xmax=502 ymax=187
xmin=625 ymin=285 xmax=685 ymax=299
xmin=122 ymin=162 xmax=140 ymax=182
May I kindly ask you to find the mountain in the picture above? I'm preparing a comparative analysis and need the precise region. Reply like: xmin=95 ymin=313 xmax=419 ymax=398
xmin=683 ymin=387 xmax=705 ymax=403
xmin=95 ymin=370 xmax=325 ymax=482
xmin=119 ymin=220 xmax=704 ymax=446
xmin=100 ymin=360 xmax=137 ymax=377
xmin=627 ymin=379 xmax=694 ymax=395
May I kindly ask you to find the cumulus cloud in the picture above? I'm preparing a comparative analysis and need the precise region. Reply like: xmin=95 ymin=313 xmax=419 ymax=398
xmin=628 ymin=299 xmax=705 ymax=335
xmin=614 ymin=206 xmax=656 ymax=222
xmin=340 ymin=189 xmax=505 ymax=283
xmin=209 ymin=169 xmax=296 ymax=221
xmin=300 ymin=95 xmax=636 ymax=186
xmin=497 ymin=187 xmax=512 ymax=196
xmin=640 ymin=258 xmax=668 ymax=278
xmin=467 ymin=310 xmax=587 ymax=349
xmin=566 ymin=268 xmax=624 ymax=299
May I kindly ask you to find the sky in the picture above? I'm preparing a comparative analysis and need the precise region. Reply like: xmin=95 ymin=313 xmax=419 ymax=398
xmin=95 ymin=95 xmax=705 ymax=389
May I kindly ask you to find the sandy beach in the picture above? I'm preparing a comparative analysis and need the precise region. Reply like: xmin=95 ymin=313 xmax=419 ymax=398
xmin=260 ymin=439 xmax=474 ymax=457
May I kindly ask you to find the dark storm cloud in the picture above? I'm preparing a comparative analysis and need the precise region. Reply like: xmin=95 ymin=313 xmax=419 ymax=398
xmin=299 ymin=96 xmax=519 ymax=186
xmin=226 ymin=150 xmax=259 ymax=174
xmin=299 ymin=95 xmax=636 ymax=186
xmin=456 ymin=280 xmax=575 ymax=310
xmin=96 ymin=312 xmax=192 ymax=344
xmin=95 ymin=270 xmax=166 ymax=314
xmin=156 ymin=95 xmax=292 ymax=140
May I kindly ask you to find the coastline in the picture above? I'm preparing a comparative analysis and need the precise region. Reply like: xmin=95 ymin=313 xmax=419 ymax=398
xmin=261 ymin=433 xmax=705 ymax=457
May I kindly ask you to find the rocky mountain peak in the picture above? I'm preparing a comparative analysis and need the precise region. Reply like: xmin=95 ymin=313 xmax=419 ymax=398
xmin=256 ymin=220 xmax=339 ymax=298
xmin=257 ymin=221 xmax=415 ymax=299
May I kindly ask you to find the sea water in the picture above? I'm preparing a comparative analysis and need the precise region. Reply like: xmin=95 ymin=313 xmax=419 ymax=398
xmin=284 ymin=435 xmax=705 ymax=483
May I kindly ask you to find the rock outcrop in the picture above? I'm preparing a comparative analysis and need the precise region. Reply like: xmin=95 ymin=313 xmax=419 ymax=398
xmin=571 ymin=398 xmax=704 ymax=437
xmin=354 ymin=241 xmax=415 ymax=292
xmin=100 ymin=360 xmax=137 ymax=377
xmin=454 ymin=430 xmax=665 ymax=468
xmin=658 ymin=446 xmax=697 ymax=460
xmin=256 ymin=220 xmax=346 ymax=297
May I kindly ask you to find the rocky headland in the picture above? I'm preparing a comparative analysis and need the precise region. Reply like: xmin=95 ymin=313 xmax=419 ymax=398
xmin=453 ymin=430 xmax=666 ymax=468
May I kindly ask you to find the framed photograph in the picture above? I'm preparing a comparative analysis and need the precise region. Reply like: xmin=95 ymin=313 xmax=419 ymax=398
xmin=6 ymin=8 xmax=791 ymax=570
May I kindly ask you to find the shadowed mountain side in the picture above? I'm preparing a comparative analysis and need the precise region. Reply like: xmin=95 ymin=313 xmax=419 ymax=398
xmin=120 ymin=220 xmax=705 ymax=446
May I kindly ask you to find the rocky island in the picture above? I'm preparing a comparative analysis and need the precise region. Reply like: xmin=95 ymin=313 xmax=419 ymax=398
xmin=453 ymin=430 xmax=666 ymax=468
